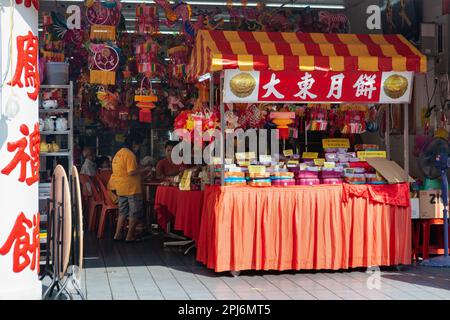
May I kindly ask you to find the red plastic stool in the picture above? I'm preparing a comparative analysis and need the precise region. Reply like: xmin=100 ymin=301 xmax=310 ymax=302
xmin=415 ymin=219 xmax=450 ymax=259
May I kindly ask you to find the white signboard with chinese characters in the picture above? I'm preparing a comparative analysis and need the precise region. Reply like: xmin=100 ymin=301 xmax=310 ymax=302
xmin=224 ymin=69 xmax=414 ymax=104
xmin=0 ymin=0 xmax=41 ymax=299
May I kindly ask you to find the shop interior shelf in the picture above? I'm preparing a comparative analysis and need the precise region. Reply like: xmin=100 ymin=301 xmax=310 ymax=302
xmin=40 ymin=130 xmax=71 ymax=135
xmin=40 ymin=150 xmax=70 ymax=156
xmin=39 ymin=108 xmax=71 ymax=113
xmin=41 ymin=84 xmax=71 ymax=89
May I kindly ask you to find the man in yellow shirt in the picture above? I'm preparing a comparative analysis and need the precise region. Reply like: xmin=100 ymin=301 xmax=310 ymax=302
xmin=110 ymin=133 xmax=151 ymax=242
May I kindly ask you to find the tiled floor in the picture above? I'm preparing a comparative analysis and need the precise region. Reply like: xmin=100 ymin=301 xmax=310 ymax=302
xmin=43 ymin=232 xmax=450 ymax=300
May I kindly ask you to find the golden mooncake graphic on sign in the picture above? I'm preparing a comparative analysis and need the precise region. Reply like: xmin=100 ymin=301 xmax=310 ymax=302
xmin=230 ymin=73 xmax=256 ymax=98
xmin=383 ymin=74 xmax=408 ymax=99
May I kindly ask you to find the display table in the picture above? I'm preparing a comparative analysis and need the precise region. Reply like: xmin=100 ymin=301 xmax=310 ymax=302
xmin=197 ymin=184 xmax=411 ymax=272
xmin=154 ymin=186 xmax=203 ymax=242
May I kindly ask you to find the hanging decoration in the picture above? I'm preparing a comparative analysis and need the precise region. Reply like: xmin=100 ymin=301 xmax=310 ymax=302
xmin=168 ymin=94 xmax=184 ymax=114
xmin=238 ymin=104 xmax=267 ymax=129
xmin=338 ymin=105 xmax=368 ymax=135
xmin=317 ymin=11 xmax=350 ymax=33
xmin=306 ymin=104 xmax=330 ymax=131
xmin=270 ymin=112 xmax=295 ymax=140
xmin=134 ymin=76 xmax=158 ymax=123
xmin=86 ymin=0 xmax=121 ymax=85
xmin=167 ymin=45 xmax=187 ymax=80
xmin=135 ymin=37 xmax=159 ymax=75
xmin=135 ymin=4 xmax=159 ymax=35
xmin=88 ymin=43 xmax=120 ymax=85
xmin=41 ymin=12 xmax=65 ymax=62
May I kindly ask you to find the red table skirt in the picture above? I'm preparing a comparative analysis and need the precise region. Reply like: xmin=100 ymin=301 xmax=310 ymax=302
xmin=154 ymin=186 xmax=203 ymax=242
xmin=197 ymin=184 xmax=411 ymax=272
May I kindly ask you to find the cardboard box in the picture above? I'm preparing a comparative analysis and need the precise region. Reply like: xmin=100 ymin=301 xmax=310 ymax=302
xmin=419 ymin=190 xmax=444 ymax=219
xmin=410 ymin=198 xmax=420 ymax=219
xmin=366 ymin=158 xmax=414 ymax=184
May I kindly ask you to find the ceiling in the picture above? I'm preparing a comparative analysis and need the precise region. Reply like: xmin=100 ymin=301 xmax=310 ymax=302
xmin=39 ymin=0 xmax=348 ymax=32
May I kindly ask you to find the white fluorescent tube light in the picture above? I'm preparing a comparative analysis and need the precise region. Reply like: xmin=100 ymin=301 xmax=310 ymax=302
xmin=198 ymin=73 xmax=211 ymax=82
xmin=266 ymin=3 xmax=345 ymax=9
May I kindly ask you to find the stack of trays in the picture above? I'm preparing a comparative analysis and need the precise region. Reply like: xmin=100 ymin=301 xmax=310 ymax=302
xmin=344 ymin=174 xmax=366 ymax=184
xmin=224 ymin=171 xmax=247 ymax=186
xmin=320 ymin=168 xmax=343 ymax=185
xmin=248 ymin=173 xmax=272 ymax=187
xmin=365 ymin=173 xmax=387 ymax=185
xmin=271 ymin=172 xmax=295 ymax=186
xmin=296 ymin=168 xmax=320 ymax=185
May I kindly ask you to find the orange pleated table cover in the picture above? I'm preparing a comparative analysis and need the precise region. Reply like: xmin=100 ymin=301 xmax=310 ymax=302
xmin=197 ymin=184 xmax=411 ymax=272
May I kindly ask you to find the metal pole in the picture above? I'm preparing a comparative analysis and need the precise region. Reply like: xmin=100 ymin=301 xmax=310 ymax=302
xmin=385 ymin=104 xmax=390 ymax=160
xmin=219 ymin=74 xmax=225 ymax=186
xmin=304 ymin=120 xmax=308 ymax=152
xmin=404 ymin=103 xmax=409 ymax=182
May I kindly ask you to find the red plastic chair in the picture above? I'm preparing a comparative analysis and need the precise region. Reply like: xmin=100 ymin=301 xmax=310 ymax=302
xmin=93 ymin=175 xmax=119 ymax=239
xmin=97 ymin=169 xmax=112 ymax=187
xmin=85 ymin=175 xmax=104 ymax=232
xmin=78 ymin=174 xmax=92 ymax=217
xmin=79 ymin=174 xmax=102 ymax=231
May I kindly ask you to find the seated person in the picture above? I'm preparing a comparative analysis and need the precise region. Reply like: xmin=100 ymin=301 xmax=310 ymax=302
xmin=80 ymin=147 xmax=97 ymax=176
xmin=156 ymin=140 xmax=187 ymax=180
xmin=96 ymin=155 xmax=112 ymax=170
xmin=96 ymin=155 xmax=112 ymax=186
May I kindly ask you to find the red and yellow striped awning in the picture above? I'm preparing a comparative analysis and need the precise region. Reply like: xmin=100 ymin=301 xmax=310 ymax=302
xmin=188 ymin=30 xmax=427 ymax=79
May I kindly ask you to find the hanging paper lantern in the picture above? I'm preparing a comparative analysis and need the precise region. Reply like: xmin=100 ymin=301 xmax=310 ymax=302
xmin=339 ymin=105 xmax=368 ymax=135
xmin=135 ymin=38 xmax=159 ymax=76
xmin=307 ymin=104 xmax=329 ymax=132
xmin=134 ymin=76 xmax=158 ymax=123
xmin=168 ymin=45 xmax=187 ymax=79
xmin=89 ymin=43 xmax=120 ymax=85
xmin=135 ymin=4 xmax=159 ymax=35
xmin=270 ymin=112 xmax=295 ymax=140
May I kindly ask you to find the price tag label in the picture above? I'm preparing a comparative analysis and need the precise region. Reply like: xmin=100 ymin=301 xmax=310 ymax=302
xmin=323 ymin=138 xmax=350 ymax=149
xmin=314 ymin=158 xmax=325 ymax=166
xmin=235 ymin=152 xmax=246 ymax=160
xmin=299 ymin=163 xmax=308 ymax=170
xmin=357 ymin=151 xmax=386 ymax=161
xmin=324 ymin=162 xmax=336 ymax=168
xmin=246 ymin=152 xmax=256 ymax=159
xmin=179 ymin=170 xmax=192 ymax=191
xmin=302 ymin=152 xmax=319 ymax=159
xmin=237 ymin=161 xmax=250 ymax=167
xmin=248 ymin=165 xmax=266 ymax=174
xmin=344 ymin=168 xmax=355 ymax=175
xmin=283 ymin=149 xmax=294 ymax=157
xmin=259 ymin=155 xmax=272 ymax=163
xmin=287 ymin=160 xmax=300 ymax=165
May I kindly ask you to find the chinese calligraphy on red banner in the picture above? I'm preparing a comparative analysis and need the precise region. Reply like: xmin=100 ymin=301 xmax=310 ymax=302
xmin=224 ymin=70 xmax=413 ymax=104
xmin=0 ymin=212 xmax=40 ymax=273
xmin=8 ymin=31 xmax=40 ymax=101
xmin=1 ymin=123 xmax=40 ymax=186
